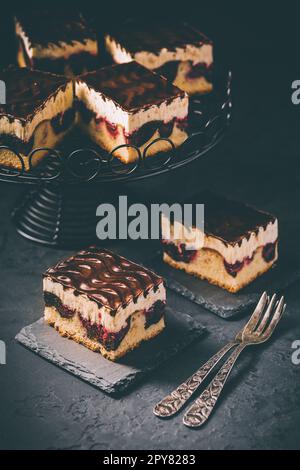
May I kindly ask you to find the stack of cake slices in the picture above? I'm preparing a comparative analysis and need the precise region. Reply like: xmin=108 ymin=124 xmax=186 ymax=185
xmin=15 ymin=12 xmax=213 ymax=94
xmin=0 ymin=62 xmax=189 ymax=169
xmin=0 ymin=12 xmax=215 ymax=168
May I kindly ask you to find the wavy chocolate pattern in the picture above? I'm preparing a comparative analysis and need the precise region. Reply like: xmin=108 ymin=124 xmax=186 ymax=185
xmin=107 ymin=21 xmax=212 ymax=55
xmin=16 ymin=11 xmax=96 ymax=48
xmin=184 ymin=191 xmax=277 ymax=245
xmin=78 ymin=61 xmax=185 ymax=111
xmin=44 ymin=247 xmax=164 ymax=314
xmin=0 ymin=66 xmax=68 ymax=120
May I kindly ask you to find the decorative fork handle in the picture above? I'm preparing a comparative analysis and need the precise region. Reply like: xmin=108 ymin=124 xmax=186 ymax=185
xmin=183 ymin=343 xmax=247 ymax=427
xmin=153 ymin=341 xmax=238 ymax=418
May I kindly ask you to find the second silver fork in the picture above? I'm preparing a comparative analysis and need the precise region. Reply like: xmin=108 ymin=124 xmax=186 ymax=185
xmin=183 ymin=293 xmax=286 ymax=427
xmin=153 ymin=292 xmax=285 ymax=420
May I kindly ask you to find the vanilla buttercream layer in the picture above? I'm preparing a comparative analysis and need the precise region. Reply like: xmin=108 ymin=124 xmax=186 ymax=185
xmin=161 ymin=214 xmax=278 ymax=264
xmin=0 ymin=81 xmax=74 ymax=141
xmin=16 ymin=20 xmax=97 ymax=60
xmin=75 ymin=80 xmax=188 ymax=133
xmin=43 ymin=277 xmax=166 ymax=332
xmin=105 ymin=36 xmax=213 ymax=70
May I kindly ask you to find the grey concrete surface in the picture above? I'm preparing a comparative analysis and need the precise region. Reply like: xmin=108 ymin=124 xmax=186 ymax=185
xmin=1 ymin=20 xmax=300 ymax=449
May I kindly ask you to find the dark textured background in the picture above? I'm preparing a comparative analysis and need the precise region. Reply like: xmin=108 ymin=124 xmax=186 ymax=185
xmin=1 ymin=0 xmax=300 ymax=450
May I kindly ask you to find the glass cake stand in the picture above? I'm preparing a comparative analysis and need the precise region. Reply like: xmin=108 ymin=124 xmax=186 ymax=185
xmin=0 ymin=69 xmax=232 ymax=248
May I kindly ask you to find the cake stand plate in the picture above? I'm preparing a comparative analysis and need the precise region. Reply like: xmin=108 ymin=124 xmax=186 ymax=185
xmin=0 ymin=68 xmax=232 ymax=248
xmin=15 ymin=307 xmax=205 ymax=396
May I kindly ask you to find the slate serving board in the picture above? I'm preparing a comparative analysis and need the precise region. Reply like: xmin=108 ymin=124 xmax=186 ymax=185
xmin=149 ymin=248 xmax=300 ymax=319
xmin=15 ymin=308 xmax=205 ymax=395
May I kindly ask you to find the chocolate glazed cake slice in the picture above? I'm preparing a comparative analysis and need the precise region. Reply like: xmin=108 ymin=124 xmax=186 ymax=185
xmin=43 ymin=247 xmax=166 ymax=361
xmin=75 ymin=61 xmax=189 ymax=163
xmin=15 ymin=10 xmax=98 ymax=77
xmin=161 ymin=192 xmax=278 ymax=293
xmin=105 ymin=21 xmax=213 ymax=95
xmin=0 ymin=67 xmax=75 ymax=170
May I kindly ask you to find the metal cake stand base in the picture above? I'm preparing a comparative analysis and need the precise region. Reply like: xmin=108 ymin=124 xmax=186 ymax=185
xmin=12 ymin=184 xmax=103 ymax=248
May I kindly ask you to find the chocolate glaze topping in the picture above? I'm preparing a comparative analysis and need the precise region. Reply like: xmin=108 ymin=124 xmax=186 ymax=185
xmin=16 ymin=10 xmax=96 ymax=48
xmin=78 ymin=61 xmax=185 ymax=112
xmin=184 ymin=191 xmax=277 ymax=246
xmin=44 ymin=247 xmax=164 ymax=315
xmin=0 ymin=66 xmax=69 ymax=121
xmin=107 ymin=20 xmax=212 ymax=56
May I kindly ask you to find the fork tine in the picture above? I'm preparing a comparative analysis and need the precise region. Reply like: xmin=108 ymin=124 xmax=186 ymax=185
xmin=255 ymin=294 xmax=277 ymax=335
xmin=263 ymin=297 xmax=286 ymax=339
xmin=242 ymin=291 xmax=269 ymax=336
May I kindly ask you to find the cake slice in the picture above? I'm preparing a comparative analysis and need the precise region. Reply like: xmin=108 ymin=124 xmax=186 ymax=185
xmin=43 ymin=247 xmax=166 ymax=361
xmin=105 ymin=21 xmax=213 ymax=95
xmin=15 ymin=10 xmax=98 ymax=77
xmin=75 ymin=61 xmax=189 ymax=163
xmin=0 ymin=67 xmax=75 ymax=170
xmin=161 ymin=192 xmax=278 ymax=293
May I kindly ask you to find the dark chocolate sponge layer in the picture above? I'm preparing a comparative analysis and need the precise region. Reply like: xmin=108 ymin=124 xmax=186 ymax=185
xmin=107 ymin=20 xmax=211 ymax=55
xmin=43 ymin=247 xmax=164 ymax=314
xmin=0 ymin=66 xmax=69 ymax=121
xmin=77 ymin=61 xmax=186 ymax=112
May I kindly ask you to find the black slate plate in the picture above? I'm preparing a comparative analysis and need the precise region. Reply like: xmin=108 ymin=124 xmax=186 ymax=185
xmin=15 ymin=308 xmax=205 ymax=396
xmin=149 ymin=250 xmax=300 ymax=319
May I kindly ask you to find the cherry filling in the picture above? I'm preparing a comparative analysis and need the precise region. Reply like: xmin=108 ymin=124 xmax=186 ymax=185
xmin=80 ymin=316 xmax=131 ymax=351
xmin=224 ymin=242 xmax=277 ymax=277
xmin=154 ymin=60 xmax=213 ymax=83
xmin=144 ymin=300 xmax=166 ymax=329
xmin=128 ymin=117 xmax=187 ymax=147
xmin=155 ymin=61 xmax=181 ymax=82
xmin=64 ymin=52 xmax=99 ymax=75
xmin=162 ymin=240 xmax=197 ymax=263
xmin=78 ymin=101 xmax=187 ymax=147
xmin=33 ymin=52 xmax=99 ymax=75
xmin=51 ymin=108 xmax=75 ymax=134
xmin=224 ymin=256 xmax=254 ymax=278
xmin=76 ymin=100 xmax=94 ymax=124
xmin=262 ymin=242 xmax=277 ymax=263
xmin=95 ymin=116 xmax=119 ymax=138
xmin=44 ymin=289 xmax=165 ymax=350
xmin=0 ymin=133 xmax=34 ymax=154
xmin=44 ymin=292 xmax=76 ymax=319
xmin=163 ymin=238 xmax=277 ymax=278
xmin=186 ymin=62 xmax=213 ymax=81
xmin=129 ymin=121 xmax=161 ymax=147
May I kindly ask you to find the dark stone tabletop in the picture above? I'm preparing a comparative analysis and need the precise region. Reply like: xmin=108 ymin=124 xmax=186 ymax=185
xmin=0 ymin=3 xmax=300 ymax=450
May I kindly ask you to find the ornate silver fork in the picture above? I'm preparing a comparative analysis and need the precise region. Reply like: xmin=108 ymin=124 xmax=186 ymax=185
xmin=182 ymin=293 xmax=286 ymax=427
xmin=153 ymin=292 xmax=284 ymax=420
